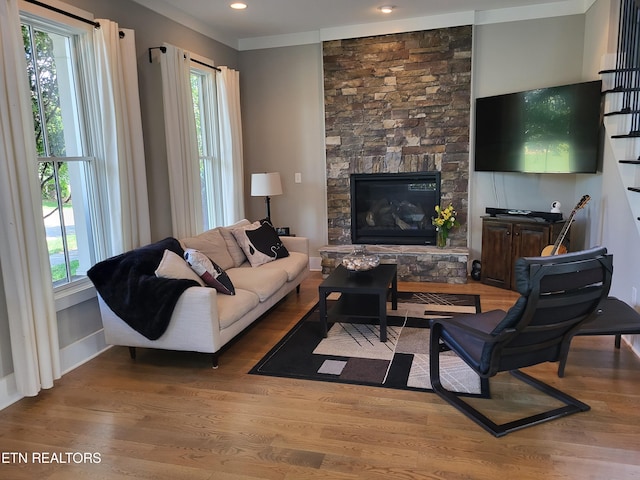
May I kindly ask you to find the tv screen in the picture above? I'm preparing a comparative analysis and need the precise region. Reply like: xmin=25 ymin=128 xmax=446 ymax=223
xmin=474 ymin=80 xmax=602 ymax=173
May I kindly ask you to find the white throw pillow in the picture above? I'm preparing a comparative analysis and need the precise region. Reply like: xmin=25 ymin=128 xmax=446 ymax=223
xmin=231 ymin=220 xmax=289 ymax=267
xmin=155 ymin=249 xmax=204 ymax=286
xmin=183 ymin=249 xmax=235 ymax=295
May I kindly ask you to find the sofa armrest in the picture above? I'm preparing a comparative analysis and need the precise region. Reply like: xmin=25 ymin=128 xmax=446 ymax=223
xmin=99 ymin=286 xmax=224 ymax=353
xmin=281 ymin=236 xmax=309 ymax=255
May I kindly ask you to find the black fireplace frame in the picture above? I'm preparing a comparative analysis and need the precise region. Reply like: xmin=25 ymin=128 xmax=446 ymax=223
xmin=350 ymin=172 xmax=441 ymax=245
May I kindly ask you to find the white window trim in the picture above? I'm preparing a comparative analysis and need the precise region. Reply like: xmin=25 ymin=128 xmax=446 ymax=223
xmin=53 ymin=278 xmax=96 ymax=311
xmin=20 ymin=0 xmax=98 ymax=310
xmin=190 ymin=53 xmax=225 ymax=229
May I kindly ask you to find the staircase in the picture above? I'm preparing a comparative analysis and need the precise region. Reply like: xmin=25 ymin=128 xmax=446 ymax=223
xmin=600 ymin=0 xmax=640 ymax=235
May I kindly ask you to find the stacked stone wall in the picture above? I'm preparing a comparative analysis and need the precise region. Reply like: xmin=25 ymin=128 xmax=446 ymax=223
xmin=323 ymin=26 xmax=472 ymax=248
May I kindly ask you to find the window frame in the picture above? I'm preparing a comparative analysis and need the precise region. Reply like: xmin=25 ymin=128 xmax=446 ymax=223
xmin=190 ymin=54 xmax=224 ymax=231
xmin=20 ymin=2 xmax=99 ymax=308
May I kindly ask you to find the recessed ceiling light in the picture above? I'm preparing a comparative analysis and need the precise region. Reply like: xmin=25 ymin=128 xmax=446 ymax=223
xmin=230 ymin=2 xmax=247 ymax=9
xmin=378 ymin=5 xmax=395 ymax=14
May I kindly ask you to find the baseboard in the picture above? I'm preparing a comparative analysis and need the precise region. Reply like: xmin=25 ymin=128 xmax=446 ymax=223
xmin=60 ymin=329 xmax=110 ymax=375
xmin=623 ymin=334 xmax=640 ymax=358
xmin=309 ymin=256 xmax=322 ymax=271
xmin=0 ymin=374 xmax=23 ymax=411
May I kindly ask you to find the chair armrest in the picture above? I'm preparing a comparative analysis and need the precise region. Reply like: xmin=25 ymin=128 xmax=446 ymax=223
xmin=281 ymin=236 xmax=309 ymax=255
xmin=431 ymin=310 xmax=509 ymax=343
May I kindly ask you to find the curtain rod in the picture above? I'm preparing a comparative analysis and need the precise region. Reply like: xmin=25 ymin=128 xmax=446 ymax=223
xmin=148 ymin=46 xmax=221 ymax=72
xmin=23 ymin=0 xmax=126 ymax=37
xmin=24 ymin=0 xmax=100 ymax=28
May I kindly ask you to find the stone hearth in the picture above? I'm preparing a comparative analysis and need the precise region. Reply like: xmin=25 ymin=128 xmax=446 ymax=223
xmin=319 ymin=245 xmax=469 ymax=284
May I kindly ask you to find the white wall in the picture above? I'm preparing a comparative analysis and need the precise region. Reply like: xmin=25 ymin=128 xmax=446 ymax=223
xmin=584 ymin=0 xmax=640 ymax=353
xmin=469 ymin=14 xmax=594 ymax=264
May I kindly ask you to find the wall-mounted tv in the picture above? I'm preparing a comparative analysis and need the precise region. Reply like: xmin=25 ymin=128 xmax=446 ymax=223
xmin=474 ymin=80 xmax=602 ymax=173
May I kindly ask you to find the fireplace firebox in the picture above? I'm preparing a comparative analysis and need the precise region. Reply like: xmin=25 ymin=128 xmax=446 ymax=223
xmin=350 ymin=172 xmax=441 ymax=245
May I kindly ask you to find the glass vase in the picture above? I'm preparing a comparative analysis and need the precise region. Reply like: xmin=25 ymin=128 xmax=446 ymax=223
xmin=437 ymin=229 xmax=448 ymax=248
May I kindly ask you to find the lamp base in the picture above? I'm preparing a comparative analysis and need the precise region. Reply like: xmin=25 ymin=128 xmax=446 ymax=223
xmin=264 ymin=196 xmax=272 ymax=223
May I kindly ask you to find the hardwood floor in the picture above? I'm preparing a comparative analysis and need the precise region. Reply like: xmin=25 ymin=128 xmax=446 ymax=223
xmin=1 ymin=272 xmax=639 ymax=479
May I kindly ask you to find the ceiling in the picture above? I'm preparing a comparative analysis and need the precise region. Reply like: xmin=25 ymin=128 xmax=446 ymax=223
xmin=131 ymin=0 xmax=595 ymax=50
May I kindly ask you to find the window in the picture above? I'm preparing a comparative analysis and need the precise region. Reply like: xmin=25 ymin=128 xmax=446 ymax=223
xmin=191 ymin=62 xmax=223 ymax=230
xmin=21 ymin=16 xmax=96 ymax=287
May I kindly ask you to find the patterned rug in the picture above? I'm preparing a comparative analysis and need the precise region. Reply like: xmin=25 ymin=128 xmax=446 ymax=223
xmin=249 ymin=292 xmax=486 ymax=396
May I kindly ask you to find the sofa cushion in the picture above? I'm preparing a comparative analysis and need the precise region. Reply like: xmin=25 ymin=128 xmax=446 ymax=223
xmin=258 ymin=252 xmax=308 ymax=281
xmin=184 ymin=249 xmax=235 ymax=295
xmin=226 ymin=265 xmax=288 ymax=302
xmin=219 ymin=219 xmax=251 ymax=267
xmin=181 ymin=228 xmax=234 ymax=271
xmin=231 ymin=220 xmax=289 ymax=267
xmin=216 ymin=288 xmax=260 ymax=330
xmin=155 ymin=249 xmax=205 ymax=286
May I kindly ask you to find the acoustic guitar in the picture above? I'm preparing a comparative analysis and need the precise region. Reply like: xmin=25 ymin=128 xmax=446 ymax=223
xmin=541 ymin=195 xmax=591 ymax=256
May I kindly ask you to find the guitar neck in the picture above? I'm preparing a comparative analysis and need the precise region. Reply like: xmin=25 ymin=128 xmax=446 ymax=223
xmin=545 ymin=195 xmax=590 ymax=256
xmin=551 ymin=212 xmax=576 ymax=254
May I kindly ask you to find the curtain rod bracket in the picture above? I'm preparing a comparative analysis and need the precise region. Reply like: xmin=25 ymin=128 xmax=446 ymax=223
xmin=148 ymin=46 xmax=167 ymax=63
xmin=147 ymin=46 xmax=220 ymax=72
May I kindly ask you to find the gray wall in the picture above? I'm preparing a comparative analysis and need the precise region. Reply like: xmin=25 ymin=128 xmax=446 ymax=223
xmin=65 ymin=0 xmax=240 ymax=240
xmin=239 ymin=44 xmax=327 ymax=259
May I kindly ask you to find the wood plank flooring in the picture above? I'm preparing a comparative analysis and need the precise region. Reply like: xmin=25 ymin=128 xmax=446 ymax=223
xmin=1 ymin=272 xmax=639 ymax=479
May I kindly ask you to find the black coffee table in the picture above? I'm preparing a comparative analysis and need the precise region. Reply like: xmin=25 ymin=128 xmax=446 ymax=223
xmin=318 ymin=263 xmax=398 ymax=342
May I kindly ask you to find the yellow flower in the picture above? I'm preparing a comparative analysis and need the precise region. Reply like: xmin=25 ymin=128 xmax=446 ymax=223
xmin=432 ymin=203 xmax=460 ymax=233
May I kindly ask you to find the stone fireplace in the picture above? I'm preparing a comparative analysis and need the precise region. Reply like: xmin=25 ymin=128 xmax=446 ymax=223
xmin=320 ymin=26 xmax=472 ymax=283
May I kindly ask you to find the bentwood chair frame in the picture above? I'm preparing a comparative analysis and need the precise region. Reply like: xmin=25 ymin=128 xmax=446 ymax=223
xmin=430 ymin=247 xmax=613 ymax=437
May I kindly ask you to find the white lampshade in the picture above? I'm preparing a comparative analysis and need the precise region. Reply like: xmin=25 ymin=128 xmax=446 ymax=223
xmin=251 ymin=172 xmax=283 ymax=197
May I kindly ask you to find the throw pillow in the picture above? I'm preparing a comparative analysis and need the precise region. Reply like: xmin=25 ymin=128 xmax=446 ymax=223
xmin=231 ymin=220 xmax=289 ymax=267
xmin=155 ymin=249 xmax=205 ymax=286
xmin=219 ymin=219 xmax=251 ymax=267
xmin=183 ymin=249 xmax=235 ymax=295
xmin=181 ymin=228 xmax=234 ymax=271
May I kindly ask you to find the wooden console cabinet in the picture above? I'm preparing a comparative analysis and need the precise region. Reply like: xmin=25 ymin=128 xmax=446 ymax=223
xmin=480 ymin=217 xmax=568 ymax=290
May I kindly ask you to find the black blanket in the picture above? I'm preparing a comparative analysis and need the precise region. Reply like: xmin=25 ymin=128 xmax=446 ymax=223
xmin=87 ymin=237 xmax=199 ymax=340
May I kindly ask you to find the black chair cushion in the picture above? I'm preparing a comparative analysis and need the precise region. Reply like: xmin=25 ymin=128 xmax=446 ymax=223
xmin=439 ymin=309 xmax=507 ymax=375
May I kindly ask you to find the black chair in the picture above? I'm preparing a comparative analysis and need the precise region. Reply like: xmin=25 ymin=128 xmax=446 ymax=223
xmin=430 ymin=247 xmax=613 ymax=437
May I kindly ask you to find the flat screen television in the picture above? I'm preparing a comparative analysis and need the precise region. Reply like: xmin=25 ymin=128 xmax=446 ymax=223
xmin=474 ymin=80 xmax=602 ymax=173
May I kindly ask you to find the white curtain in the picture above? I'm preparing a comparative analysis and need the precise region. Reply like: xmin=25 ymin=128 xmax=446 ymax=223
xmin=216 ymin=66 xmax=245 ymax=224
xmin=92 ymin=20 xmax=151 ymax=256
xmin=159 ymin=43 xmax=203 ymax=238
xmin=0 ymin=0 xmax=60 ymax=396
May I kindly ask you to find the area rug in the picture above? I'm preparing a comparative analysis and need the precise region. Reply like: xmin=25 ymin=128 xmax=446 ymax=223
xmin=249 ymin=292 xmax=486 ymax=396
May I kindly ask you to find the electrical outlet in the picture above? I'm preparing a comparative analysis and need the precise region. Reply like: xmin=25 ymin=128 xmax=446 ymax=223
xmin=294 ymin=172 xmax=302 ymax=183
xmin=632 ymin=287 xmax=638 ymax=306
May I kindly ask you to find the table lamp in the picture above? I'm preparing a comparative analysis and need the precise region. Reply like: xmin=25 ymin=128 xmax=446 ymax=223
xmin=251 ymin=172 xmax=282 ymax=222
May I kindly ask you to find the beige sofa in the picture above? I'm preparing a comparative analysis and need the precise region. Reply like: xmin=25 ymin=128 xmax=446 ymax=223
xmin=94 ymin=220 xmax=309 ymax=367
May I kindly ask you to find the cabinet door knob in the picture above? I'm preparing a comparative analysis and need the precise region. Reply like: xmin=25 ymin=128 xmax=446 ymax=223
xmin=506 ymin=231 xmax=511 ymax=235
